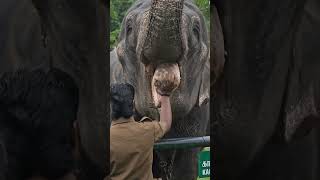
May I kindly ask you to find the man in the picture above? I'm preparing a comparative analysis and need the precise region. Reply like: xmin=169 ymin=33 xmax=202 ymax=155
xmin=109 ymin=83 xmax=173 ymax=180
xmin=0 ymin=68 xmax=78 ymax=180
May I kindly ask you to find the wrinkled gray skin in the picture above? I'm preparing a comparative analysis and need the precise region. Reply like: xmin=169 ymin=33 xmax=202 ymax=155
xmin=110 ymin=0 xmax=209 ymax=179
xmin=0 ymin=0 xmax=107 ymax=179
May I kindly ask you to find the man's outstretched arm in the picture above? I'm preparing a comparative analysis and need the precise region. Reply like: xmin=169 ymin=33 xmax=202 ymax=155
xmin=158 ymin=96 xmax=172 ymax=133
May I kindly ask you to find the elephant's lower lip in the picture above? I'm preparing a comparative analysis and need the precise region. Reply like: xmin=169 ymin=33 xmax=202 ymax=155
xmin=151 ymin=63 xmax=181 ymax=107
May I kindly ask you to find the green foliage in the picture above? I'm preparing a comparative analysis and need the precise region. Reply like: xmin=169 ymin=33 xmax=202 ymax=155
xmin=195 ymin=0 xmax=210 ymax=32
xmin=110 ymin=29 xmax=120 ymax=50
xmin=110 ymin=0 xmax=210 ymax=49
xmin=110 ymin=0 xmax=136 ymax=49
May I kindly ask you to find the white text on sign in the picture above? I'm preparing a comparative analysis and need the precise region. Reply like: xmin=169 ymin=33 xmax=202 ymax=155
xmin=202 ymin=169 xmax=210 ymax=175
xmin=202 ymin=161 xmax=210 ymax=168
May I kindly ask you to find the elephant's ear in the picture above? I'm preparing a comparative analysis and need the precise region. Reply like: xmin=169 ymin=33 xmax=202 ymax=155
xmin=200 ymin=4 xmax=225 ymax=107
xmin=110 ymin=47 xmax=129 ymax=84
xmin=199 ymin=59 xmax=210 ymax=106
xmin=199 ymin=4 xmax=225 ymax=106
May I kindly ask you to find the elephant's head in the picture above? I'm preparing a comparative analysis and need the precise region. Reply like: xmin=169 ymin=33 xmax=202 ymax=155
xmin=116 ymin=0 xmax=209 ymax=119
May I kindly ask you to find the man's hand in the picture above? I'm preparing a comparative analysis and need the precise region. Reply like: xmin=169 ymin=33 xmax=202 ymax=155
xmin=158 ymin=95 xmax=172 ymax=134
xmin=153 ymin=64 xmax=180 ymax=96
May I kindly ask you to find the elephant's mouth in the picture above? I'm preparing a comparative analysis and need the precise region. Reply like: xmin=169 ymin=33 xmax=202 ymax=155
xmin=150 ymin=63 xmax=181 ymax=108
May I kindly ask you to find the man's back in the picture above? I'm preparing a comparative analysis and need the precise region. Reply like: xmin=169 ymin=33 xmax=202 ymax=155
xmin=110 ymin=117 xmax=164 ymax=180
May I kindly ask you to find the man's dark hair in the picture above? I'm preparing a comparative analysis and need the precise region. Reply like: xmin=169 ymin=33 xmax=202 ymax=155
xmin=110 ymin=83 xmax=134 ymax=119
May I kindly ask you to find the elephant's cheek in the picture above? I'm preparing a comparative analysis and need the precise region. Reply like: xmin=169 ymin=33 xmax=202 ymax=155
xmin=151 ymin=63 xmax=181 ymax=107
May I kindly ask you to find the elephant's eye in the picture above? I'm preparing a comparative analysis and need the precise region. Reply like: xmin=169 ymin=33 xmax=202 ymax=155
xmin=125 ymin=21 xmax=136 ymax=50
xmin=193 ymin=23 xmax=200 ymax=40
xmin=125 ymin=16 xmax=134 ymax=35
xmin=126 ymin=22 xmax=133 ymax=35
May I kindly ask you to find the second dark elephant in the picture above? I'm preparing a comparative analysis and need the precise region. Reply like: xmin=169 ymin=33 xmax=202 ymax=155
xmin=110 ymin=0 xmax=210 ymax=179
xmin=213 ymin=0 xmax=320 ymax=179
xmin=0 ymin=0 xmax=108 ymax=179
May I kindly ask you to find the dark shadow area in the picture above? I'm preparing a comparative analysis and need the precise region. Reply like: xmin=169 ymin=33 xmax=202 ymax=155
xmin=211 ymin=0 xmax=320 ymax=179
xmin=0 ymin=0 xmax=108 ymax=179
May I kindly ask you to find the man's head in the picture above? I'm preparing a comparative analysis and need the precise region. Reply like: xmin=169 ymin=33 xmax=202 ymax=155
xmin=110 ymin=83 xmax=135 ymax=120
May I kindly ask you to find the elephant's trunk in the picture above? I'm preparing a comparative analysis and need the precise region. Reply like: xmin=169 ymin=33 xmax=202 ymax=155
xmin=142 ymin=0 xmax=184 ymax=64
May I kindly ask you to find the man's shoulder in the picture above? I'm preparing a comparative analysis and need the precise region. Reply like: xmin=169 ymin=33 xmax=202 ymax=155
xmin=138 ymin=117 xmax=164 ymax=141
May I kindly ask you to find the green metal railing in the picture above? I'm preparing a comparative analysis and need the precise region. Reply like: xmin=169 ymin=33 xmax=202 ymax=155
xmin=154 ymin=136 xmax=210 ymax=150
xmin=153 ymin=136 xmax=211 ymax=178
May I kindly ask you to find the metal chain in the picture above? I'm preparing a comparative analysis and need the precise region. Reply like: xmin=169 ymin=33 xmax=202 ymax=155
xmin=159 ymin=150 xmax=176 ymax=180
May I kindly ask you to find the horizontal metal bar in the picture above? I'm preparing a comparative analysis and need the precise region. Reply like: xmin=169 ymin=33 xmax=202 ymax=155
xmin=154 ymin=136 xmax=210 ymax=150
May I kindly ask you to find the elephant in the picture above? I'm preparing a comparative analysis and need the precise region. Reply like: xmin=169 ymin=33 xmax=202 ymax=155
xmin=0 ymin=0 xmax=107 ymax=179
xmin=110 ymin=0 xmax=210 ymax=179
xmin=213 ymin=0 xmax=320 ymax=179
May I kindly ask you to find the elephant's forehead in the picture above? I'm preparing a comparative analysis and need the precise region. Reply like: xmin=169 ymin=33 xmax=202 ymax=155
xmin=127 ymin=0 xmax=151 ymax=14
xmin=126 ymin=0 xmax=201 ymax=21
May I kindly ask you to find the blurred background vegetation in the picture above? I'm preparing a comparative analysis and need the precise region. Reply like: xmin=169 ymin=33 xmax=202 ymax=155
xmin=110 ymin=0 xmax=210 ymax=49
